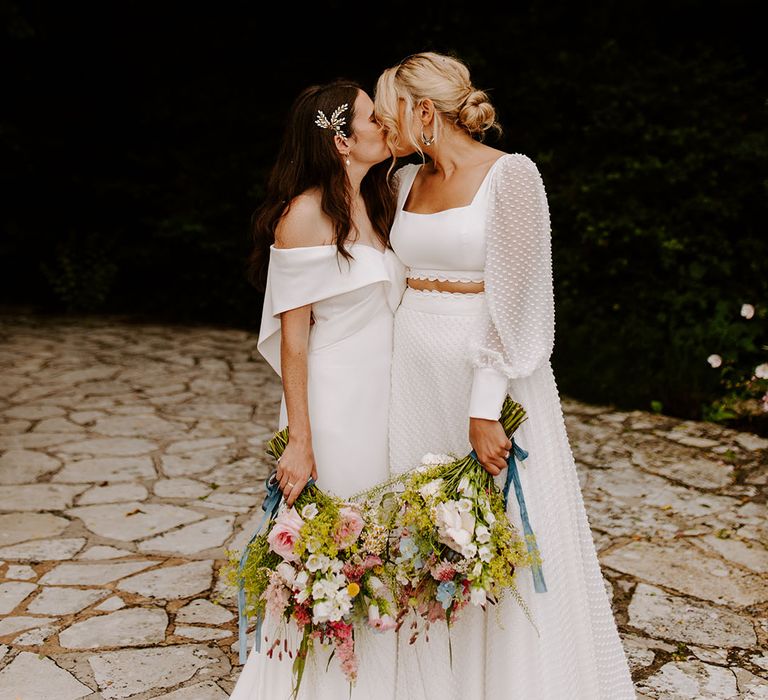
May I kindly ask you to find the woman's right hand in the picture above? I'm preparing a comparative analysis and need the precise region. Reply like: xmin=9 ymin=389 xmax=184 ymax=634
xmin=275 ymin=438 xmax=318 ymax=507
xmin=469 ymin=417 xmax=512 ymax=476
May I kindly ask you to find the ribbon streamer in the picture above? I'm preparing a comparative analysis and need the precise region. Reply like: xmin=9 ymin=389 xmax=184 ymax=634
xmin=471 ymin=439 xmax=547 ymax=593
xmin=237 ymin=471 xmax=293 ymax=664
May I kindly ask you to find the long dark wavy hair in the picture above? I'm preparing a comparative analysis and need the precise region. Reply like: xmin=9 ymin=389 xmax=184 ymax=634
xmin=247 ymin=80 xmax=396 ymax=292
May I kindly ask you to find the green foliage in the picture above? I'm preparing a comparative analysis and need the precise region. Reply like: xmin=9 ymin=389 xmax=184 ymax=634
xmin=40 ymin=233 xmax=118 ymax=313
xmin=505 ymin=43 xmax=768 ymax=426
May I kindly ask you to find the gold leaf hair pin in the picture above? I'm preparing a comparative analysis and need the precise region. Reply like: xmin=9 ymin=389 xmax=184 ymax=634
xmin=315 ymin=103 xmax=349 ymax=140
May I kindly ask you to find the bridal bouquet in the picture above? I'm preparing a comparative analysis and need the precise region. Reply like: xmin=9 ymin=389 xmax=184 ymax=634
xmin=222 ymin=428 xmax=397 ymax=697
xmin=385 ymin=396 xmax=545 ymax=646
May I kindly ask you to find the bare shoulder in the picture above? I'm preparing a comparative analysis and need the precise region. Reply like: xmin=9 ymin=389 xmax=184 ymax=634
xmin=274 ymin=189 xmax=334 ymax=249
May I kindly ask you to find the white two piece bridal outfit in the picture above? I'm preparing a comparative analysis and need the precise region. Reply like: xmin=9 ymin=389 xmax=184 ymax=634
xmin=386 ymin=153 xmax=636 ymax=699
xmin=229 ymin=241 xmax=405 ymax=699
xmin=229 ymin=153 xmax=636 ymax=699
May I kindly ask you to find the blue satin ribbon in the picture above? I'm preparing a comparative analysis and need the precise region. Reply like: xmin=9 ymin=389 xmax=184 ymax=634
xmin=237 ymin=472 xmax=317 ymax=664
xmin=238 ymin=472 xmax=282 ymax=664
xmin=471 ymin=438 xmax=547 ymax=593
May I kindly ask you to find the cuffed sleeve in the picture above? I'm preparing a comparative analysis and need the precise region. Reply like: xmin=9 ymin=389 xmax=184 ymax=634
xmin=468 ymin=365 xmax=509 ymax=420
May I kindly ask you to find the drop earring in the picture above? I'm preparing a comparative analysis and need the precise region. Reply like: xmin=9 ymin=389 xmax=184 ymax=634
xmin=345 ymin=153 xmax=351 ymax=166
xmin=420 ymin=128 xmax=435 ymax=146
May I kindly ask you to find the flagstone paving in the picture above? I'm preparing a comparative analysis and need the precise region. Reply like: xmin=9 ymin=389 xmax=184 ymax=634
xmin=0 ymin=312 xmax=766 ymax=698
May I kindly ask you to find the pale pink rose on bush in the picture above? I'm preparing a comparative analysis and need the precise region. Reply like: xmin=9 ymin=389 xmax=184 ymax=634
xmin=334 ymin=506 xmax=364 ymax=549
xmin=267 ymin=507 xmax=304 ymax=562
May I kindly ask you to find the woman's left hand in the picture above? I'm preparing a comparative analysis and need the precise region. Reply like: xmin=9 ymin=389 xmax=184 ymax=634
xmin=469 ymin=417 xmax=512 ymax=476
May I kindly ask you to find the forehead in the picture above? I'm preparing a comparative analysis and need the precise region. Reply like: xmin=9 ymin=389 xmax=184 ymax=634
xmin=354 ymin=90 xmax=373 ymax=113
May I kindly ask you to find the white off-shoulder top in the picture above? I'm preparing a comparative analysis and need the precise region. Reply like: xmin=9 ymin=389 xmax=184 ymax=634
xmin=390 ymin=153 xmax=555 ymax=420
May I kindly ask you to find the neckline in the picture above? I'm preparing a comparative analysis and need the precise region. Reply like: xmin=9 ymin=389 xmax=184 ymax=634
xmin=271 ymin=242 xmax=388 ymax=255
xmin=400 ymin=154 xmax=507 ymax=216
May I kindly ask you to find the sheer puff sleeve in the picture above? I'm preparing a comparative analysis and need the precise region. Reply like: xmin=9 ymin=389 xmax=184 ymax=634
xmin=467 ymin=153 xmax=555 ymax=420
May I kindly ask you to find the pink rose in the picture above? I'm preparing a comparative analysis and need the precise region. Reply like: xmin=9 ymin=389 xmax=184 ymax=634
xmin=334 ymin=506 xmax=365 ymax=549
xmin=267 ymin=507 xmax=304 ymax=562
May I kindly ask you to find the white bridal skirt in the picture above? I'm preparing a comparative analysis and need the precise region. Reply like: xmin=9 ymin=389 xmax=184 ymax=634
xmin=388 ymin=287 xmax=636 ymax=700
xmin=230 ymin=291 xmax=398 ymax=700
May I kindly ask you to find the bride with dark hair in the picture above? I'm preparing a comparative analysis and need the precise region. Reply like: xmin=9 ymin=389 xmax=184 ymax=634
xmin=229 ymin=80 xmax=403 ymax=699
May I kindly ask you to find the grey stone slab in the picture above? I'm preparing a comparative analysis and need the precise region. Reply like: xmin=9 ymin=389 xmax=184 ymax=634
xmin=0 ymin=512 xmax=69 ymax=547
xmin=734 ymin=433 xmax=768 ymax=451
xmin=3 ymin=405 xmax=65 ymax=420
xmin=54 ymin=437 xmax=158 ymax=456
xmin=602 ymin=539 xmax=768 ymax=606
xmin=692 ymin=534 xmax=768 ymax=574
xmin=88 ymin=644 xmax=226 ymax=699
xmin=4 ymin=564 xmax=36 ymax=579
xmin=638 ymin=660 xmax=739 ymax=698
xmin=0 ymin=615 xmax=56 ymax=636
xmin=0 ymin=651 xmax=92 ymax=700
xmin=95 ymin=595 xmax=126 ymax=611
xmin=77 ymin=483 xmax=149 ymax=505
xmin=0 ymin=449 xmax=61 ymax=484
xmin=161 ymin=449 xmax=228 ymax=476
xmin=153 ymin=681 xmax=229 ymax=699
xmin=33 ymin=417 xmax=84 ymax=433
xmin=0 ymin=581 xmax=37 ymax=614
xmin=65 ymin=502 xmax=205 ymax=540
xmin=39 ymin=560 xmax=156 ymax=585
xmin=13 ymin=624 xmax=59 ymax=645
xmin=628 ymin=583 xmax=756 ymax=647
xmin=0 ymin=537 xmax=86 ymax=561
xmin=91 ymin=414 xmax=182 ymax=437
xmin=117 ymin=560 xmax=213 ymax=599
xmin=138 ymin=515 xmax=234 ymax=555
xmin=53 ymin=456 xmax=156 ymax=482
xmin=154 ymin=477 xmax=213 ymax=499
xmin=176 ymin=598 xmax=234 ymax=624
xmin=59 ymin=607 xmax=168 ymax=649
xmin=174 ymin=624 xmax=232 ymax=641
xmin=27 ymin=587 xmax=107 ymax=615
xmin=77 ymin=545 xmax=134 ymax=560
xmin=0 ymin=483 xmax=87 ymax=511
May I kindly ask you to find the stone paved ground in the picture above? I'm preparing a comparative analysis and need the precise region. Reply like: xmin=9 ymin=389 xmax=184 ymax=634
xmin=0 ymin=312 xmax=765 ymax=699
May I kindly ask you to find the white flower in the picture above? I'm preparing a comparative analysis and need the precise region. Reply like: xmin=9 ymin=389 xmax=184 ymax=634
xmin=306 ymin=538 xmax=320 ymax=553
xmin=301 ymin=503 xmax=319 ymax=520
xmin=305 ymin=554 xmax=330 ymax=572
xmin=475 ymin=524 xmax=491 ymax=544
xmin=484 ymin=510 xmax=497 ymax=525
xmin=470 ymin=586 xmax=487 ymax=607
xmin=478 ymin=544 xmax=492 ymax=563
xmin=434 ymin=501 xmax=477 ymax=557
xmin=456 ymin=498 xmax=472 ymax=514
xmin=707 ymin=354 xmax=722 ymax=368
xmin=276 ymin=562 xmax=296 ymax=587
xmin=457 ymin=475 xmax=475 ymax=497
xmin=312 ymin=600 xmax=333 ymax=623
xmin=472 ymin=561 xmax=483 ymax=577
xmin=419 ymin=478 xmax=444 ymax=500
xmin=296 ymin=587 xmax=310 ymax=604
xmin=741 ymin=303 xmax=755 ymax=319
xmin=294 ymin=570 xmax=309 ymax=590
xmin=755 ymin=363 xmax=768 ymax=379
xmin=329 ymin=558 xmax=344 ymax=574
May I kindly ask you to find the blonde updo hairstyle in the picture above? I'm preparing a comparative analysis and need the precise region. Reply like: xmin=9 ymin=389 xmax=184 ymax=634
xmin=375 ymin=51 xmax=501 ymax=159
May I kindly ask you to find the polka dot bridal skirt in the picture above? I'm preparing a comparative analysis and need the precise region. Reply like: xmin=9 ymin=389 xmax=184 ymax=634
xmin=387 ymin=287 xmax=636 ymax=700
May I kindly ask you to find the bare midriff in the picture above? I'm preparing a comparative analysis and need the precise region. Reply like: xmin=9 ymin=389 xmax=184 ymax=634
xmin=406 ymin=278 xmax=485 ymax=294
